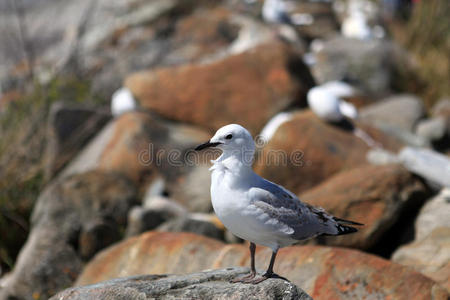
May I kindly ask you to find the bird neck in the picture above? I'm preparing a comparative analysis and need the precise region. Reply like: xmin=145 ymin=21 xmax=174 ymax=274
xmin=211 ymin=150 xmax=254 ymax=177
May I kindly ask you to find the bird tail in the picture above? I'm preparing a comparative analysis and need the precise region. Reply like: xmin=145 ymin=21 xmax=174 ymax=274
xmin=323 ymin=217 xmax=364 ymax=236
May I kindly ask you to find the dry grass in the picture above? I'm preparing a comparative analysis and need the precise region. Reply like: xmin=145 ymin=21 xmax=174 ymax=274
xmin=389 ymin=0 xmax=450 ymax=109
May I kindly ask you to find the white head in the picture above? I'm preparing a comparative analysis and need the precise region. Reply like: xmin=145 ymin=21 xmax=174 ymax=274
xmin=195 ymin=124 xmax=255 ymax=166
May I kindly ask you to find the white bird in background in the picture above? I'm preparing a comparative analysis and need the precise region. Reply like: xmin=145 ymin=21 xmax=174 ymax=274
xmin=341 ymin=10 xmax=372 ymax=40
xmin=111 ymin=87 xmax=137 ymax=117
xmin=262 ymin=0 xmax=314 ymax=26
xmin=308 ymin=82 xmax=380 ymax=148
xmin=259 ymin=112 xmax=293 ymax=143
xmin=307 ymin=81 xmax=358 ymax=122
xmin=195 ymin=124 xmax=363 ymax=283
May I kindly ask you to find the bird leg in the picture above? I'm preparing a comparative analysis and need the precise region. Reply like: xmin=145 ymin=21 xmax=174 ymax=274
xmin=248 ymin=250 xmax=287 ymax=284
xmin=231 ymin=242 xmax=256 ymax=283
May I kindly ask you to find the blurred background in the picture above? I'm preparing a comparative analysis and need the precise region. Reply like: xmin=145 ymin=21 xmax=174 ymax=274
xmin=0 ymin=0 xmax=449 ymax=299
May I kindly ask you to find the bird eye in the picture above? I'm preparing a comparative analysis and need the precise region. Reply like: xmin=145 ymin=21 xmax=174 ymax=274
xmin=225 ymin=134 xmax=233 ymax=140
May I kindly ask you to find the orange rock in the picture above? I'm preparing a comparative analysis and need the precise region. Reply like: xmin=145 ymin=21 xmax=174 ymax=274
xmin=254 ymin=110 xmax=401 ymax=194
xmin=76 ymin=232 xmax=448 ymax=300
xmin=300 ymin=164 xmax=428 ymax=249
xmin=125 ymin=42 xmax=314 ymax=135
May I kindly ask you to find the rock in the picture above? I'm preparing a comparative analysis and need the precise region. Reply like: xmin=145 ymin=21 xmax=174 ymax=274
xmin=0 ymin=226 xmax=83 ymax=300
xmin=392 ymin=227 xmax=450 ymax=292
xmin=299 ymin=164 xmax=428 ymax=249
xmin=370 ymin=123 xmax=430 ymax=147
xmin=51 ymin=268 xmax=311 ymax=300
xmin=0 ymin=171 xmax=138 ymax=300
xmin=44 ymin=101 xmax=111 ymax=179
xmin=76 ymin=232 xmax=449 ymax=300
xmin=125 ymin=42 xmax=314 ymax=135
xmin=415 ymin=188 xmax=450 ymax=241
xmin=288 ymin=2 xmax=340 ymax=39
xmin=432 ymin=98 xmax=450 ymax=119
xmin=126 ymin=196 xmax=188 ymax=237
xmin=79 ymin=219 xmax=121 ymax=260
xmin=366 ymin=148 xmax=400 ymax=165
xmin=61 ymin=111 xmax=213 ymax=211
xmin=391 ymin=188 xmax=450 ymax=292
xmin=399 ymin=147 xmax=450 ymax=188
xmin=254 ymin=110 xmax=401 ymax=194
xmin=157 ymin=214 xmax=224 ymax=241
xmin=359 ymin=94 xmax=425 ymax=132
xmin=415 ymin=117 xmax=447 ymax=143
xmin=311 ymin=37 xmax=411 ymax=96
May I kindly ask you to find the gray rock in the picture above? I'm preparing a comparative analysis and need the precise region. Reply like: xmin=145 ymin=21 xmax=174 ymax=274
xmin=359 ymin=94 xmax=425 ymax=132
xmin=371 ymin=123 xmax=430 ymax=147
xmin=126 ymin=197 xmax=187 ymax=238
xmin=432 ymin=98 xmax=450 ymax=118
xmin=415 ymin=188 xmax=450 ymax=241
xmin=0 ymin=171 xmax=138 ymax=300
xmin=366 ymin=148 xmax=400 ymax=165
xmin=157 ymin=214 xmax=224 ymax=241
xmin=392 ymin=227 xmax=450 ymax=292
xmin=45 ymin=101 xmax=110 ymax=179
xmin=415 ymin=117 xmax=447 ymax=143
xmin=50 ymin=268 xmax=312 ymax=300
xmin=312 ymin=37 xmax=411 ymax=96
xmin=399 ymin=147 xmax=450 ymax=188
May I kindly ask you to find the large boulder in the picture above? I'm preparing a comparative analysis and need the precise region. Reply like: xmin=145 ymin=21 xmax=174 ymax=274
xmin=414 ymin=188 xmax=450 ymax=240
xmin=392 ymin=227 xmax=450 ymax=293
xmin=392 ymin=189 xmax=450 ymax=292
xmin=299 ymin=164 xmax=428 ymax=249
xmin=125 ymin=42 xmax=314 ymax=135
xmin=311 ymin=37 xmax=412 ymax=96
xmin=0 ymin=171 xmax=138 ymax=300
xmin=359 ymin=94 xmax=425 ymax=132
xmin=51 ymin=268 xmax=311 ymax=300
xmin=61 ymin=111 xmax=213 ymax=211
xmin=254 ymin=110 xmax=401 ymax=194
xmin=76 ymin=232 xmax=448 ymax=300
xmin=398 ymin=147 xmax=450 ymax=188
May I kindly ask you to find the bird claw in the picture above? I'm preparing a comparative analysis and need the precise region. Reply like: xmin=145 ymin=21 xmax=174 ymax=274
xmin=230 ymin=272 xmax=256 ymax=283
xmin=247 ymin=272 xmax=289 ymax=284
xmin=231 ymin=272 xmax=288 ymax=284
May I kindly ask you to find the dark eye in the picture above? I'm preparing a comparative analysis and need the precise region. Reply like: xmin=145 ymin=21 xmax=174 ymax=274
xmin=225 ymin=134 xmax=233 ymax=140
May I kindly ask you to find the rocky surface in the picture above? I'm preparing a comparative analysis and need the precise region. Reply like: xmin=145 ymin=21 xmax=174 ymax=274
xmin=300 ymin=164 xmax=428 ymax=249
xmin=75 ymin=232 xmax=448 ymax=300
xmin=0 ymin=171 xmax=138 ymax=300
xmin=125 ymin=41 xmax=314 ymax=135
xmin=44 ymin=101 xmax=110 ymax=179
xmin=61 ymin=111 xmax=213 ymax=211
xmin=392 ymin=227 xmax=450 ymax=293
xmin=52 ymin=268 xmax=311 ymax=300
xmin=398 ymin=147 xmax=450 ymax=188
xmin=254 ymin=110 xmax=401 ymax=194
xmin=1 ymin=0 xmax=449 ymax=299
xmin=157 ymin=214 xmax=225 ymax=241
xmin=311 ymin=37 xmax=411 ymax=96
xmin=359 ymin=94 xmax=425 ymax=131
xmin=392 ymin=189 xmax=450 ymax=292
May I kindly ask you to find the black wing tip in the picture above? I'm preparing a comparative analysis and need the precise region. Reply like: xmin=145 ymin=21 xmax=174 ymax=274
xmin=333 ymin=217 xmax=364 ymax=226
xmin=336 ymin=225 xmax=358 ymax=235
xmin=322 ymin=224 xmax=359 ymax=237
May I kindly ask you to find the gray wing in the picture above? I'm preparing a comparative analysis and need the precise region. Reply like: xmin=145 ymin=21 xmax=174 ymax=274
xmin=249 ymin=179 xmax=358 ymax=240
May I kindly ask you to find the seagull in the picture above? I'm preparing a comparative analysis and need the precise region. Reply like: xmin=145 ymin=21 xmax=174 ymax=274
xmin=307 ymin=82 xmax=358 ymax=122
xmin=111 ymin=87 xmax=137 ymax=117
xmin=195 ymin=124 xmax=363 ymax=283
xmin=307 ymin=82 xmax=382 ymax=148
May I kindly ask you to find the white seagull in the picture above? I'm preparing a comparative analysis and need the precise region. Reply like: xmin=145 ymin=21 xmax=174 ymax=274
xmin=195 ymin=124 xmax=363 ymax=283
xmin=111 ymin=87 xmax=137 ymax=117
xmin=307 ymin=82 xmax=358 ymax=122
